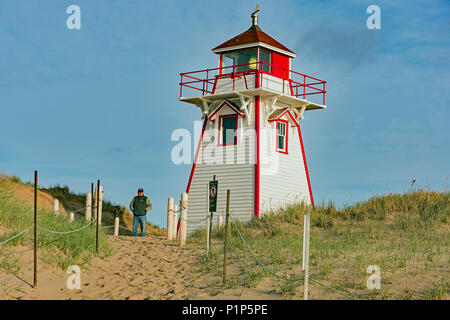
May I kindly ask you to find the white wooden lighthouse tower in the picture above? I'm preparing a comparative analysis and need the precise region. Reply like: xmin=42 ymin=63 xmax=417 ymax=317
xmin=179 ymin=7 xmax=326 ymax=234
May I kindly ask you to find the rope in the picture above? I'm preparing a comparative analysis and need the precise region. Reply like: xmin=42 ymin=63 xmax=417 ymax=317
xmin=308 ymin=276 xmax=357 ymax=300
xmin=38 ymin=219 xmax=96 ymax=235
xmin=180 ymin=216 xmax=209 ymax=223
xmin=230 ymin=216 xmax=303 ymax=282
xmin=230 ymin=214 xmax=357 ymax=299
xmin=0 ymin=225 xmax=34 ymax=246
xmin=68 ymin=206 xmax=88 ymax=214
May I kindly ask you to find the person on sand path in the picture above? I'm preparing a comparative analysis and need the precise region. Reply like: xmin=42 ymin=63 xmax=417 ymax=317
xmin=129 ymin=188 xmax=152 ymax=237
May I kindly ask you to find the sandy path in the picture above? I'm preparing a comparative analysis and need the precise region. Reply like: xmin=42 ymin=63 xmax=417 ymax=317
xmin=0 ymin=235 xmax=288 ymax=300
xmin=65 ymin=236 xmax=202 ymax=300
xmin=0 ymin=235 xmax=204 ymax=300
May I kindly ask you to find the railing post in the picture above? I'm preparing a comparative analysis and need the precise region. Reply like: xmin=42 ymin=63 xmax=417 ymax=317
xmin=53 ymin=199 xmax=59 ymax=215
xmin=179 ymin=192 xmax=188 ymax=247
xmin=180 ymin=74 xmax=183 ymax=97
xmin=323 ymin=82 xmax=326 ymax=105
xmin=232 ymin=65 xmax=235 ymax=91
xmin=173 ymin=204 xmax=179 ymax=239
xmin=85 ymin=192 xmax=92 ymax=221
xmin=167 ymin=197 xmax=174 ymax=240
xmin=260 ymin=63 xmax=263 ymax=88
xmin=114 ymin=215 xmax=119 ymax=236
xmin=218 ymin=213 xmax=223 ymax=229
xmin=206 ymin=70 xmax=209 ymax=94
xmin=303 ymin=76 xmax=306 ymax=100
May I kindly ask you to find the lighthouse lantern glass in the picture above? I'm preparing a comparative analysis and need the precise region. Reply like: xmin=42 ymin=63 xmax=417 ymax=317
xmin=221 ymin=115 xmax=237 ymax=145
xmin=223 ymin=48 xmax=270 ymax=73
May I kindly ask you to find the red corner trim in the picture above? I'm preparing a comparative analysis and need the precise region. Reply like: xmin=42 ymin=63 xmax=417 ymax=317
xmin=295 ymin=122 xmax=314 ymax=207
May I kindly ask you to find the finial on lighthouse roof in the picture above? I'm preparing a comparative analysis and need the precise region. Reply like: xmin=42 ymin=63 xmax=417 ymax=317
xmin=251 ymin=5 xmax=260 ymax=29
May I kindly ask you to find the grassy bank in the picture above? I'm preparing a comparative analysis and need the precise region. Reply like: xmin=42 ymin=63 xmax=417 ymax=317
xmin=42 ymin=185 xmax=165 ymax=236
xmin=0 ymin=181 xmax=112 ymax=272
xmin=189 ymin=190 xmax=449 ymax=300
xmin=6 ymin=174 xmax=165 ymax=236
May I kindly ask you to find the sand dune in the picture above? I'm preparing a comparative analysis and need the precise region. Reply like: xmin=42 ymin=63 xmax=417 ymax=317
xmin=0 ymin=233 xmax=293 ymax=300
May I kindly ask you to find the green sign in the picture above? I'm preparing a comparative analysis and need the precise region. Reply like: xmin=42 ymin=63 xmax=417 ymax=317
xmin=209 ymin=180 xmax=218 ymax=212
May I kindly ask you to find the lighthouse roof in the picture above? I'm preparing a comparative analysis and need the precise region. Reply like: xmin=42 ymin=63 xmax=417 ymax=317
xmin=212 ymin=25 xmax=296 ymax=58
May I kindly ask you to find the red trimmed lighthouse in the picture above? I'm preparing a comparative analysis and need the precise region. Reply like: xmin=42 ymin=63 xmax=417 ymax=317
xmin=179 ymin=7 xmax=326 ymax=234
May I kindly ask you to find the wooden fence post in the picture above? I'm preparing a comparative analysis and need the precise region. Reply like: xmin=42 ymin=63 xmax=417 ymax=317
xmin=53 ymin=199 xmax=59 ymax=215
xmin=114 ymin=216 xmax=119 ymax=236
xmin=85 ymin=192 xmax=92 ymax=221
xmin=33 ymin=170 xmax=38 ymax=289
xmin=172 ymin=204 xmax=178 ymax=239
xmin=304 ymin=207 xmax=311 ymax=300
xmin=90 ymin=183 xmax=94 ymax=221
xmin=223 ymin=190 xmax=230 ymax=286
xmin=179 ymin=192 xmax=188 ymax=247
xmin=95 ymin=184 xmax=103 ymax=225
xmin=218 ymin=213 xmax=223 ymax=229
xmin=96 ymin=180 xmax=100 ymax=254
xmin=69 ymin=212 xmax=74 ymax=223
xmin=167 ymin=197 xmax=174 ymax=240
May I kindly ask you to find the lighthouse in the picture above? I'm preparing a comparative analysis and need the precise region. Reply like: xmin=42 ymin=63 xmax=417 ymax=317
xmin=179 ymin=7 xmax=326 ymax=234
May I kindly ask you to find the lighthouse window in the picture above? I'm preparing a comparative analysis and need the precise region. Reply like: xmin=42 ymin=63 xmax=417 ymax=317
xmin=260 ymin=49 xmax=271 ymax=73
xmin=223 ymin=49 xmax=258 ymax=72
xmin=220 ymin=115 xmax=238 ymax=145
xmin=276 ymin=121 xmax=288 ymax=153
xmin=223 ymin=48 xmax=271 ymax=73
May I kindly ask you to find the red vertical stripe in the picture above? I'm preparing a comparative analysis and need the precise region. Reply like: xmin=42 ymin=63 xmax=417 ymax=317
xmin=255 ymin=95 xmax=260 ymax=217
xmin=296 ymin=123 xmax=315 ymax=207
xmin=178 ymin=118 xmax=208 ymax=236
xmin=186 ymin=118 xmax=208 ymax=194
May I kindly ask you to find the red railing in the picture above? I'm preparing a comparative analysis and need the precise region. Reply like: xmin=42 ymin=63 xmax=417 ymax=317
xmin=179 ymin=61 xmax=327 ymax=105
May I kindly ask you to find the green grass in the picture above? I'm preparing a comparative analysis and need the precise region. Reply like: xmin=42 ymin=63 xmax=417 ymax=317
xmin=0 ymin=184 xmax=112 ymax=270
xmin=189 ymin=190 xmax=450 ymax=299
xmin=41 ymin=184 xmax=164 ymax=233
xmin=423 ymin=279 xmax=449 ymax=300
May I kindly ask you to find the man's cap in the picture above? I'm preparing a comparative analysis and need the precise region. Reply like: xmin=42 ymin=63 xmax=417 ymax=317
xmin=138 ymin=188 xmax=144 ymax=193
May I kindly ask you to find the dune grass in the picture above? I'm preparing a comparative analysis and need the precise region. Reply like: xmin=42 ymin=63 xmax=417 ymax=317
xmin=189 ymin=190 xmax=449 ymax=300
xmin=0 ymin=183 xmax=112 ymax=271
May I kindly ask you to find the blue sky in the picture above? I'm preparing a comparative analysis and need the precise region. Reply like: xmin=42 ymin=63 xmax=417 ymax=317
xmin=0 ymin=0 xmax=449 ymax=228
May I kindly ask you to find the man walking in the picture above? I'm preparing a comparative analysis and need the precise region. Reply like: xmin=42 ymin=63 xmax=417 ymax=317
xmin=129 ymin=188 xmax=152 ymax=237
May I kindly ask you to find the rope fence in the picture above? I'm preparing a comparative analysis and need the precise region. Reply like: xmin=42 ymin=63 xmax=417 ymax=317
xmin=180 ymin=216 xmax=209 ymax=223
xmin=37 ymin=219 xmax=96 ymax=235
xmin=230 ymin=216 xmax=303 ymax=282
xmin=0 ymin=225 xmax=34 ymax=247
xmin=228 ymin=213 xmax=357 ymax=300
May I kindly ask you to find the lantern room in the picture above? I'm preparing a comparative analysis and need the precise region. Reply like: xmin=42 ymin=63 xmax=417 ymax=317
xmin=212 ymin=9 xmax=296 ymax=81
xmin=179 ymin=6 xmax=326 ymax=110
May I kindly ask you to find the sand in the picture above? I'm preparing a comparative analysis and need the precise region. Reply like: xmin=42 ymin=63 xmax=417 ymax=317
xmin=0 ymin=232 xmax=298 ymax=300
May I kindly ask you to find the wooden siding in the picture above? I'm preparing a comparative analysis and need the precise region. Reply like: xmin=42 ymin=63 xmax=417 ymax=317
xmin=186 ymin=98 xmax=256 ymax=235
xmin=259 ymin=111 xmax=311 ymax=214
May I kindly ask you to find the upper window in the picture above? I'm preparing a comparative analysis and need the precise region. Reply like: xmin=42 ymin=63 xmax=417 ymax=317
xmin=220 ymin=115 xmax=238 ymax=145
xmin=259 ymin=49 xmax=271 ymax=73
xmin=276 ymin=121 xmax=288 ymax=153
xmin=223 ymin=48 xmax=271 ymax=73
